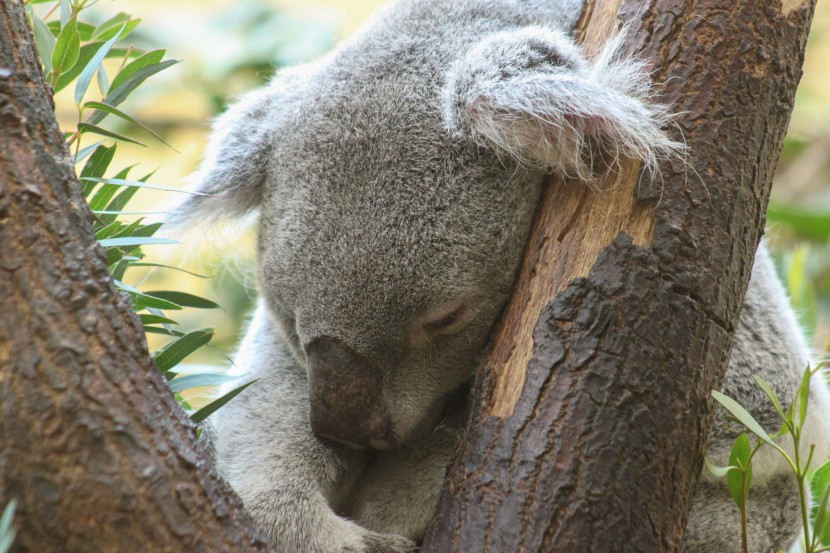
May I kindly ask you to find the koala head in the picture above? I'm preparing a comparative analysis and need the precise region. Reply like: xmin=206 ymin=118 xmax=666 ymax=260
xmin=171 ymin=26 xmax=678 ymax=450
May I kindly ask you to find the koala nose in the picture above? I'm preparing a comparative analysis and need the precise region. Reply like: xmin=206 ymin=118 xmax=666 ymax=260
xmin=305 ymin=337 xmax=394 ymax=450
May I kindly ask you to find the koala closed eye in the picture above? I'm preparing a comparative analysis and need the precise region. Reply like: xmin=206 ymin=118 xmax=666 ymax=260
xmin=417 ymin=304 xmax=470 ymax=338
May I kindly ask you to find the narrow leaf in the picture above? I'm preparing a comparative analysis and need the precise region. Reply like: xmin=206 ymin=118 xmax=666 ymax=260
xmin=712 ymin=390 xmax=777 ymax=447
xmin=140 ymin=314 xmax=179 ymax=326
xmin=52 ymin=18 xmax=80 ymax=76
xmin=109 ymin=49 xmax=165 ymax=92
xmin=77 ymin=122 xmax=147 ymax=147
xmin=190 ymin=380 xmax=257 ymax=423
xmin=81 ymin=177 xmax=210 ymax=195
xmin=98 ymin=237 xmax=178 ymax=248
xmin=33 ymin=16 xmax=56 ymax=72
xmin=74 ymin=25 xmax=124 ymax=105
xmin=727 ymin=433 xmax=752 ymax=509
xmin=752 ymin=374 xmax=785 ymax=421
xmin=82 ymin=101 xmax=174 ymax=149
xmin=153 ymin=329 xmax=214 ymax=372
xmin=74 ymin=140 xmax=105 ymax=165
xmin=89 ymin=60 xmax=180 ymax=124
xmin=703 ymin=458 xmax=738 ymax=478
xmin=142 ymin=291 xmax=219 ymax=309
xmin=168 ymin=373 xmax=245 ymax=393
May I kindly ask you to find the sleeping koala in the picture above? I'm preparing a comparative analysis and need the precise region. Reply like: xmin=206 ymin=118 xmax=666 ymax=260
xmin=171 ymin=0 xmax=830 ymax=551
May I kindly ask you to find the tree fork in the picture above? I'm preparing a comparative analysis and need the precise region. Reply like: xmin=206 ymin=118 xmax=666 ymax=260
xmin=422 ymin=0 xmax=816 ymax=551
xmin=0 ymin=3 xmax=276 ymax=551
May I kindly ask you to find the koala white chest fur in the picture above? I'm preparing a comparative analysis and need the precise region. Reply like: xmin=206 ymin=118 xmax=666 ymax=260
xmin=172 ymin=1 xmax=830 ymax=551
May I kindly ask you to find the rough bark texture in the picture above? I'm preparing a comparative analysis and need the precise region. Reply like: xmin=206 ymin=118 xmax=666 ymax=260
xmin=422 ymin=0 xmax=816 ymax=552
xmin=0 ymin=3 xmax=276 ymax=552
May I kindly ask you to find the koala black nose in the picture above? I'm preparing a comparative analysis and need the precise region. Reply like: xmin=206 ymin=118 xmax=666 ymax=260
xmin=305 ymin=337 xmax=394 ymax=450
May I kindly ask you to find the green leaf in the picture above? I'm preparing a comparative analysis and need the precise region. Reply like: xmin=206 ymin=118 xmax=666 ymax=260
xmin=77 ymin=122 xmax=147 ymax=147
xmin=52 ymin=18 xmax=80 ymax=77
xmin=115 ymin=282 xmax=183 ymax=311
xmin=33 ymin=16 xmax=56 ymax=73
xmin=54 ymin=44 xmax=144 ymax=93
xmin=96 ymin=65 xmax=110 ymax=97
xmin=797 ymin=365 xmax=812 ymax=433
xmin=752 ymin=374 xmax=785 ymax=421
xmin=89 ymin=59 xmax=180 ymax=124
xmin=108 ymin=49 xmax=165 ymax=92
xmin=74 ymin=140 xmax=105 ymax=165
xmin=703 ymin=458 xmax=738 ymax=478
xmin=88 ymin=165 xmax=132 ymax=210
xmin=79 ymin=144 xmax=116 ymax=196
xmin=141 ymin=291 xmax=219 ymax=309
xmin=97 ymin=170 xmax=154 ymax=226
xmin=92 ymin=13 xmax=140 ymax=41
xmin=129 ymin=262 xmax=211 ymax=278
xmin=712 ymin=390 xmax=777 ymax=447
xmin=144 ymin=326 xmax=184 ymax=336
xmin=59 ymin=0 xmax=70 ymax=27
xmin=767 ymin=203 xmax=830 ymax=242
xmin=140 ymin=314 xmax=179 ymax=326
xmin=727 ymin=433 xmax=752 ymax=510
xmin=81 ymin=177 xmax=209 ymax=195
xmin=813 ymin=483 xmax=830 ymax=547
xmin=99 ymin=237 xmax=178 ymax=248
xmin=812 ymin=460 xmax=830 ymax=546
xmin=47 ymin=20 xmax=95 ymax=41
xmin=0 ymin=498 xmax=17 ymax=553
xmin=168 ymin=373 xmax=245 ymax=393
xmin=190 ymin=380 xmax=257 ymax=423
xmin=74 ymin=25 xmax=125 ymax=106
xmin=82 ymin=101 xmax=174 ymax=149
xmin=153 ymin=329 xmax=214 ymax=372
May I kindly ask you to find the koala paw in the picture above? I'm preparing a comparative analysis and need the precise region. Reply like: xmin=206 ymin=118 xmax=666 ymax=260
xmin=359 ymin=531 xmax=417 ymax=553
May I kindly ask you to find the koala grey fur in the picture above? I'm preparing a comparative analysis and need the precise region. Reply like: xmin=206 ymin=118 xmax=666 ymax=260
xmin=171 ymin=1 xmax=830 ymax=551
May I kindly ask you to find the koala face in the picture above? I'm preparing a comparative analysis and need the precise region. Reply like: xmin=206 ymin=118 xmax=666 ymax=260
xmin=255 ymin=82 xmax=543 ymax=447
xmin=173 ymin=24 xmax=679 ymax=450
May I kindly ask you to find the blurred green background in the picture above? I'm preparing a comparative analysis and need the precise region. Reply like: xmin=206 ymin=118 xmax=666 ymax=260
xmin=49 ymin=0 xmax=830 ymax=401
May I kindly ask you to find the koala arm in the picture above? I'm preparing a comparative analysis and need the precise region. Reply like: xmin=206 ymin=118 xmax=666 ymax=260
xmin=211 ymin=303 xmax=416 ymax=553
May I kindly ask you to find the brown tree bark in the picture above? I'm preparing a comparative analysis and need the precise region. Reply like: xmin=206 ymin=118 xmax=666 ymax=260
xmin=0 ymin=3 xmax=276 ymax=552
xmin=422 ymin=0 xmax=817 ymax=552
xmin=0 ymin=0 xmax=817 ymax=551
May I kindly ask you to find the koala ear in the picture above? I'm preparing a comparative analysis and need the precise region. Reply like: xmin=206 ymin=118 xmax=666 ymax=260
xmin=166 ymin=62 xmax=320 ymax=230
xmin=165 ymin=85 xmax=277 ymax=229
xmin=442 ymin=27 xmax=681 ymax=182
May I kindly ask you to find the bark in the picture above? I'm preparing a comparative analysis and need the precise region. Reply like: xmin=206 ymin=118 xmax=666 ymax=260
xmin=0 ymin=3 xmax=275 ymax=552
xmin=422 ymin=0 xmax=817 ymax=552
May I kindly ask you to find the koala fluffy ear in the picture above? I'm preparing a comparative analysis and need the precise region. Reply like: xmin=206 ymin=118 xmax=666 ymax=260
xmin=442 ymin=27 xmax=681 ymax=183
xmin=165 ymin=85 xmax=278 ymax=229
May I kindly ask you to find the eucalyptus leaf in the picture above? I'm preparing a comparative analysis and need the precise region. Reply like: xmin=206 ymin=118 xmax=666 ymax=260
xmin=33 ymin=16 xmax=56 ymax=72
xmin=82 ymin=101 xmax=174 ymax=149
xmin=77 ymin=122 xmax=147 ymax=147
xmin=168 ymin=373 xmax=245 ymax=393
xmin=142 ymin=291 xmax=219 ymax=309
xmin=52 ymin=18 xmax=80 ymax=77
xmin=99 ymin=237 xmax=178 ymax=248
xmin=712 ymin=390 xmax=777 ymax=447
xmin=727 ymin=433 xmax=752 ymax=510
xmin=89 ymin=60 xmax=180 ymax=124
xmin=74 ymin=25 xmax=125 ymax=105
xmin=153 ymin=329 xmax=214 ymax=372
xmin=190 ymin=380 xmax=258 ymax=423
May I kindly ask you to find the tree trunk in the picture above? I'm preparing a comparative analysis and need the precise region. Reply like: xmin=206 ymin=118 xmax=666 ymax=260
xmin=422 ymin=0 xmax=816 ymax=552
xmin=0 ymin=3 xmax=275 ymax=552
xmin=0 ymin=0 xmax=816 ymax=551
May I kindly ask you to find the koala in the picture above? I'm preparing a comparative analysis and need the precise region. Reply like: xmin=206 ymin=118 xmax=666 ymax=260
xmin=170 ymin=0 xmax=830 ymax=552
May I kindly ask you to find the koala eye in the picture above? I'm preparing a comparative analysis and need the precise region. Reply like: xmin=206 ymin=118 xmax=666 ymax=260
xmin=420 ymin=304 xmax=469 ymax=336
